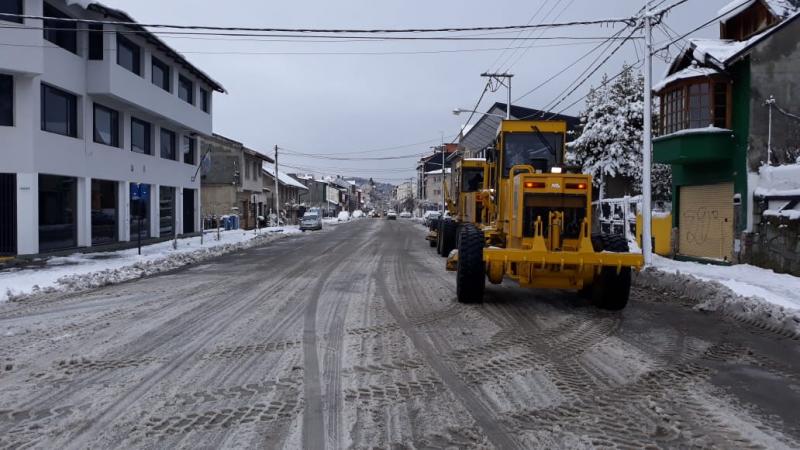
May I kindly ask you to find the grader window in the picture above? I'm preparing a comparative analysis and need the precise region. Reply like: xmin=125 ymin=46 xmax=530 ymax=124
xmin=522 ymin=194 xmax=586 ymax=238
xmin=461 ymin=168 xmax=484 ymax=192
xmin=503 ymin=132 xmax=563 ymax=177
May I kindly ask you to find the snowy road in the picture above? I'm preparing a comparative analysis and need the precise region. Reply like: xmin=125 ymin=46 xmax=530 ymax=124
xmin=1 ymin=219 xmax=799 ymax=449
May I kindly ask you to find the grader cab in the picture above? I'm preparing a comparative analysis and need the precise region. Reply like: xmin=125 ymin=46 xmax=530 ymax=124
xmin=448 ymin=119 xmax=643 ymax=310
xmin=427 ymin=158 xmax=494 ymax=256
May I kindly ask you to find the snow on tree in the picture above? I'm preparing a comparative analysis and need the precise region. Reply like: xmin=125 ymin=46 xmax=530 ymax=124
xmin=568 ymin=64 xmax=672 ymax=200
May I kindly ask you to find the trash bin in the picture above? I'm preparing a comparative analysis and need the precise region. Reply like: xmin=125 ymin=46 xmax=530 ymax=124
xmin=230 ymin=215 xmax=240 ymax=230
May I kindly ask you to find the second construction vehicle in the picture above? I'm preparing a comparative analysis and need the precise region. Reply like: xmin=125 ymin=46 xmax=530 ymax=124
xmin=447 ymin=119 xmax=643 ymax=310
xmin=428 ymin=157 xmax=493 ymax=256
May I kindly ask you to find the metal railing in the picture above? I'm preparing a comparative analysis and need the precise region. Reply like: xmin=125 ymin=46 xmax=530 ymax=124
xmin=592 ymin=195 xmax=641 ymax=241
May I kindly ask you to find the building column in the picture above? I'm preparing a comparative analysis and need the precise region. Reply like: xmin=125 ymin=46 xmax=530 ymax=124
xmin=175 ymin=186 xmax=184 ymax=236
xmin=77 ymin=177 xmax=92 ymax=247
xmin=118 ymin=180 xmax=130 ymax=242
xmin=15 ymin=173 xmax=38 ymax=255
xmin=150 ymin=184 xmax=160 ymax=238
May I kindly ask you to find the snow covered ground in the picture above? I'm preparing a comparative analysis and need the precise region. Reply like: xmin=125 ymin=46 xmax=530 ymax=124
xmin=0 ymin=227 xmax=302 ymax=304
xmin=637 ymin=255 xmax=800 ymax=336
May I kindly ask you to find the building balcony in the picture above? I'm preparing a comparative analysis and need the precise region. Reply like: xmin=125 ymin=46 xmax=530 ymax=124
xmin=653 ymin=127 xmax=735 ymax=165
xmin=0 ymin=25 xmax=43 ymax=75
xmin=87 ymin=59 xmax=211 ymax=135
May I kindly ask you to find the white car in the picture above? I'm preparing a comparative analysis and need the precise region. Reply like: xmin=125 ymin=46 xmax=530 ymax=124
xmin=399 ymin=211 xmax=412 ymax=219
xmin=337 ymin=211 xmax=350 ymax=222
xmin=386 ymin=211 xmax=398 ymax=220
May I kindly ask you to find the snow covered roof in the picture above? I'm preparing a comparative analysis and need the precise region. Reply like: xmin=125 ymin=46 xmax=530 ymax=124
xmin=718 ymin=0 xmax=800 ymax=23
xmin=754 ymin=163 xmax=800 ymax=197
xmin=262 ymin=163 xmax=308 ymax=190
xmin=69 ymin=1 xmax=225 ymax=93
xmin=425 ymin=169 xmax=452 ymax=175
xmin=653 ymin=65 xmax=720 ymax=93
xmin=464 ymin=158 xmax=487 ymax=162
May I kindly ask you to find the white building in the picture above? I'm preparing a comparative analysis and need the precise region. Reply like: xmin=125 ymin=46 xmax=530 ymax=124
xmin=0 ymin=0 xmax=224 ymax=255
xmin=394 ymin=181 xmax=414 ymax=202
xmin=424 ymin=169 xmax=452 ymax=205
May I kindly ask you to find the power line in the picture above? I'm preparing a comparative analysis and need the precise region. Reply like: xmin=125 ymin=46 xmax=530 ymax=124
xmin=0 ymin=39 xmax=614 ymax=56
xmin=545 ymin=59 xmax=644 ymax=118
xmin=0 ymin=12 xmax=634 ymax=34
xmin=450 ymin=80 xmax=491 ymax=145
xmin=535 ymin=24 xmax=640 ymax=116
xmin=513 ymin=26 xmax=630 ymax=102
xmin=0 ymin=23 xmax=646 ymax=41
xmin=502 ymin=0 xmax=578 ymax=73
xmin=486 ymin=0 xmax=554 ymax=72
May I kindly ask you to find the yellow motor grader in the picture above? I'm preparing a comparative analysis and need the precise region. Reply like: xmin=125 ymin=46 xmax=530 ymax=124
xmin=447 ymin=119 xmax=643 ymax=310
xmin=426 ymin=158 xmax=494 ymax=256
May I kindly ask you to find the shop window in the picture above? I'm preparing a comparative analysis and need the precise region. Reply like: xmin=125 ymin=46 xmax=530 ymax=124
xmin=91 ymin=179 xmax=117 ymax=245
xmin=159 ymin=186 xmax=175 ymax=237
xmin=39 ymin=174 xmax=77 ymax=252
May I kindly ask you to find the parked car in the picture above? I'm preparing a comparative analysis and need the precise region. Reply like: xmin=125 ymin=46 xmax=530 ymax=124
xmin=337 ymin=211 xmax=351 ymax=222
xmin=300 ymin=213 xmax=322 ymax=231
xmin=399 ymin=211 xmax=412 ymax=219
xmin=423 ymin=210 xmax=441 ymax=227
xmin=386 ymin=211 xmax=398 ymax=220
xmin=352 ymin=210 xmax=365 ymax=219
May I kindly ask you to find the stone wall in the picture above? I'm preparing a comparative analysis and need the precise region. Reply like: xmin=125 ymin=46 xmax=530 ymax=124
xmin=743 ymin=215 xmax=800 ymax=275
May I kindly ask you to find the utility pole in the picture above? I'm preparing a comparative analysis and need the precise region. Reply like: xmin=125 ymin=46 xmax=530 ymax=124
xmin=481 ymin=72 xmax=514 ymax=119
xmin=274 ymin=145 xmax=280 ymax=226
xmin=766 ymin=95 xmax=775 ymax=165
xmin=441 ymin=132 xmax=445 ymax=214
xmin=642 ymin=6 xmax=654 ymax=266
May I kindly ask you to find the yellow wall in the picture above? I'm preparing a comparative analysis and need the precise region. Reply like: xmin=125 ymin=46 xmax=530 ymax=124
xmin=636 ymin=213 xmax=673 ymax=256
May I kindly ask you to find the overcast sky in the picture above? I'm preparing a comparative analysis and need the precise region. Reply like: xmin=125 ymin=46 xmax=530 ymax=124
xmin=107 ymin=0 xmax=732 ymax=183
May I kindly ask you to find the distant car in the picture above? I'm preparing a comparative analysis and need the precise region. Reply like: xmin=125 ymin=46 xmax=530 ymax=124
xmin=300 ymin=214 xmax=322 ymax=231
xmin=399 ymin=211 xmax=412 ymax=219
xmin=337 ymin=211 xmax=351 ymax=222
xmin=352 ymin=210 xmax=365 ymax=219
xmin=386 ymin=211 xmax=397 ymax=220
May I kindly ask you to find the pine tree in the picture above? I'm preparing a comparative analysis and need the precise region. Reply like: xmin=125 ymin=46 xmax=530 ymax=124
xmin=569 ymin=64 xmax=672 ymax=200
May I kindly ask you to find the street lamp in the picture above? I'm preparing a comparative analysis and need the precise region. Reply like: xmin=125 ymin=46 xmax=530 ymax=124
xmin=452 ymin=108 xmax=507 ymax=119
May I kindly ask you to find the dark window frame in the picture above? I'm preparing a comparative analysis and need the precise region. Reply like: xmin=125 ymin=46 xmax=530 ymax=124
xmin=200 ymin=88 xmax=210 ymax=113
xmin=0 ymin=0 xmax=23 ymax=24
xmin=160 ymin=127 xmax=176 ymax=160
xmin=0 ymin=73 xmax=12 ymax=126
xmin=116 ymin=33 xmax=141 ymax=76
xmin=151 ymin=56 xmax=171 ymax=92
xmin=93 ymin=103 xmax=119 ymax=148
xmin=43 ymin=3 xmax=77 ymax=54
xmin=182 ymin=136 xmax=195 ymax=165
xmin=178 ymin=75 xmax=194 ymax=104
xmin=88 ymin=23 xmax=103 ymax=60
xmin=41 ymin=83 xmax=78 ymax=138
xmin=131 ymin=117 xmax=152 ymax=155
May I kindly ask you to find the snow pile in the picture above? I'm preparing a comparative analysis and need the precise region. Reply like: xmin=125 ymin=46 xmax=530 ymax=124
xmin=337 ymin=211 xmax=351 ymax=222
xmin=0 ymin=227 xmax=301 ymax=303
xmin=754 ymin=163 xmax=800 ymax=220
xmin=635 ymin=255 xmax=800 ymax=337
xmin=352 ymin=210 xmax=364 ymax=219
xmin=754 ymin=163 xmax=800 ymax=197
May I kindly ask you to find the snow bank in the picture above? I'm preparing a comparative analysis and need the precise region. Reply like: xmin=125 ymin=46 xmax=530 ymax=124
xmin=0 ymin=228 xmax=301 ymax=303
xmin=754 ymin=163 xmax=800 ymax=197
xmin=635 ymin=256 xmax=800 ymax=338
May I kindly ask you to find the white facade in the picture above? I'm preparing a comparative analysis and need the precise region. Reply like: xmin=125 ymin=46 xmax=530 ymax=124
xmin=0 ymin=0 xmax=223 ymax=255
xmin=424 ymin=169 xmax=452 ymax=205
xmin=394 ymin=181 xmax=414 ymax=201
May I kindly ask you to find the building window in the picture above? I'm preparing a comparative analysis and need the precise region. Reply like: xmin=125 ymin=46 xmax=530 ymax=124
xmin=152 ymin=57 xmax=170 ymax=92
xmin=661 ymin=79 xmax=729 ymax=135
xmin=93 ymin=103 xmax=119 ymax=147
xmin=200 ymin=88 xmax=210 ymax=113
xmin=159 ymin=186 xmax=175 ymax=238
xmin=178 ymin=75 xmax=193 ymax=104
xmin=88 ymin=23 xmax=103 ymax=60
xmin=131 ymin=117 xmax=151 ymax=155
xmin=43 ymin=3 xmax=77 ymax=54
xmin=0 ymin=0 xmax=23 ymax=24
xmin=182 ymin=136 xmax=195 ymax=164
xmin=39 ymin=174 xmax=77 ymax=252
xmin=0 ymin=74 xmax=12 ymax=126
xmin=245 ymin=158 xmax=251 ymax=179
xmin=41 ymin=84 xmax=77 ymax=137
xmin=116 ymin=34 xmax=141 ymax=75
xmin=160 ymin=128 xmax=176 ymax=160
xmin=91 ymin=179 xmax=117 ymax=245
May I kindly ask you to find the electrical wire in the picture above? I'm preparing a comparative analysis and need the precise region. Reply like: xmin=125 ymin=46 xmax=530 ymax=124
xmin=502 ymin=0 xmax=578 ymax=73
xmin=484 ymin=0 xmax=554 ymax=71
xmin=0 ymin=12 xmax=633 ymax=34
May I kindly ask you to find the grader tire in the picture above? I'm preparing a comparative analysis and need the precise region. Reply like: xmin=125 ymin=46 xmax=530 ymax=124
xmin=456 ymin=224 xmax=485 ymax=304
xmin=590 ymin=234 xmax=632 ymax=311
xmin=439 ymin=219 xmax=458 ymax=257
